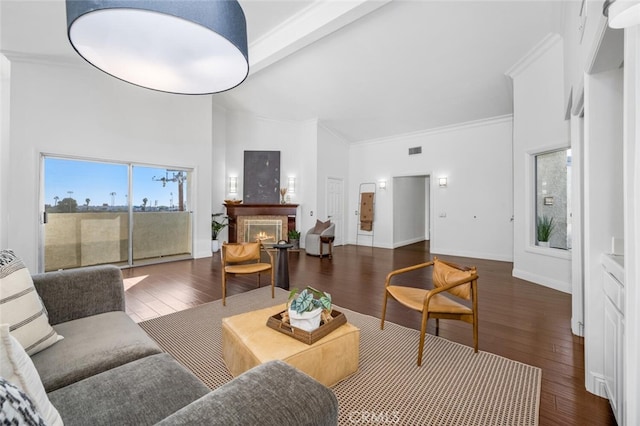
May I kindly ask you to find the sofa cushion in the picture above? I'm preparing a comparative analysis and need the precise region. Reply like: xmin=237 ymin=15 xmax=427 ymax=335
xmin=0 ymin=324 xmax=63 ymax=425
xmin=48 ymin=353 xmax=210 ymax=426
xmin=0 ymin=249 xmax=62 ymax=355
xmin=31 ymin=311 xmax=162 ymax=392
xmin=158 ymin=360 xmax=339 ymax=426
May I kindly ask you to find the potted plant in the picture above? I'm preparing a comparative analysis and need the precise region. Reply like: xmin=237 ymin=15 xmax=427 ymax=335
xmin=211 ymin=213 xmax=228 ymax=252
xmin=284 ymin=286 xmax=332 ymax=332
xmin=288 ymin=229 xmax=301 ymax=249
xmin=536 ymin=215 xmax=555 ymax=247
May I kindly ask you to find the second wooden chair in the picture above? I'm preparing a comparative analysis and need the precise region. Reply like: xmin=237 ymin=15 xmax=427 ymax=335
xmin=221 ymin=242 xmax=274 ymax=306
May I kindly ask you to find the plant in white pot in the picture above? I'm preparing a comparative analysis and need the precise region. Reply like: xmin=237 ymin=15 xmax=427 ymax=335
xmin=285 ymin=286 xmax=332 ymax=332
xmin=288 ymin=229 xmax=301 ymax=250
xmin=536 ymin=215 xmax=555 ymax=247
xmin=211 ymin=213 xmax=228 ymax=253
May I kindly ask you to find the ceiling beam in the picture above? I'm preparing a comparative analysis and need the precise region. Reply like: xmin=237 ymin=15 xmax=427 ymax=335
xmin=248 ymin=0 xmax=392 ymax=75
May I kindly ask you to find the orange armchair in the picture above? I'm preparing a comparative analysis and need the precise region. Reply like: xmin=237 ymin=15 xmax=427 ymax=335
xmin=221 ymin=242 xmax=274 ymax=306
xmin=380 ymin=257 xmax=479 ymax=366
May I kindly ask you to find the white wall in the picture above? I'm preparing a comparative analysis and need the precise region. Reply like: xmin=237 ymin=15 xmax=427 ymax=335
xmin=0 ymin=54 xmax=10 ymax=250
xmin=317 ymin=124 xmax=349 ymax=244
xmin=393 ymin=176 xmax=426 ymax=247
xmin=348 ymin=116 xmax=513 ymax=261
xmin=623 ymin=26 xmax=640 ymax=426
xmin=562 ymin=1 xmax=609 ymax=110
xmin=220 ymin=111 xmax=318 ymax=245
xmin=3 ymin=58 xmax=213 ymax=271
xmin=211 ymin=105 xmax=229 ymax=241
xmin=508 ymin=34 xmax=572 ymax=293
xmin=583 ymin=66 xmax=624 ymax=397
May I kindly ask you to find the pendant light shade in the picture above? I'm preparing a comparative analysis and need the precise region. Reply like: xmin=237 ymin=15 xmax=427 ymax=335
xmin=66 ymin=0 xmax=249 ymax=94
xmin=604 ymin=0 xmax=640 ymax=29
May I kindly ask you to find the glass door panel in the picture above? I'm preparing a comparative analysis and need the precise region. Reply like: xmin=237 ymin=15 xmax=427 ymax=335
xmin=44 ymin=157 xmax=129 ymax=271
xmin=131 ymin=166 xmax=192 ymax=264
xmin=43 ymin=157 xmax=193 ymax=270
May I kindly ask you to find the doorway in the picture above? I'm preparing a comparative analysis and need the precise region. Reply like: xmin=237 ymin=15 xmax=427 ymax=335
xmin=326 ymin=177 xmax=344 ymax=246
xmin=392 ymin=175 xmax=430 ymax=247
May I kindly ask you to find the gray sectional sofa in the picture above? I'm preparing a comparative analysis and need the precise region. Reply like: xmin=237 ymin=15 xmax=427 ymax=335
xmin=30 ymin=265 xmax=339 ymax=425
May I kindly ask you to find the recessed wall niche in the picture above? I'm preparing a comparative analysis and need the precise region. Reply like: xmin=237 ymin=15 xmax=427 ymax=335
xmin=243 ymin=151 xmax=280 ymax=204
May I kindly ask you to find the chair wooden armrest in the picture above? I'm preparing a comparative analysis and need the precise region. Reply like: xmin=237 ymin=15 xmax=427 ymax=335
xmin=260 ymin=242 xmax=274 ymax=264
xmin=423 ymin=272 xmax=478 ymax=297
xmin=384 ymin=262 xmax=434 ymax=287
xmin=423 ymin=272 xmax=478 ymax=307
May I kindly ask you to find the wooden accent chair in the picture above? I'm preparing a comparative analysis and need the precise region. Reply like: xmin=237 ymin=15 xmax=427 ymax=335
xmin=221 ymin=242 xmax=274 ymax=306
xmin=380 ymin=257 xmax=479 ymax=366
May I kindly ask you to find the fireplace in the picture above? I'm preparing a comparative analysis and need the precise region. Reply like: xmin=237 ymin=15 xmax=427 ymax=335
xmin=224 ymin=204 xmax=298 ymax=244
xmin=238 ymin=216 xmax=287 ymax=246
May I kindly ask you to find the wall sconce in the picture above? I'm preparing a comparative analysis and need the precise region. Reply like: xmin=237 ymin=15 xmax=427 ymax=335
xmin=379 ymin=180 xmax=387 ymax=190
xmin=287 ymin=177 xmax=296 ymax=194
xmin=438 ymin=177 xmax=448 ymax=188
xmin=228 ymin=176 xmax=238 ymax=194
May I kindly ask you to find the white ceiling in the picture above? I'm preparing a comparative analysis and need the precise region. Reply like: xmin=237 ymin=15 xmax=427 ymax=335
xmin=1 ymin=0 xmax=565 ymax=143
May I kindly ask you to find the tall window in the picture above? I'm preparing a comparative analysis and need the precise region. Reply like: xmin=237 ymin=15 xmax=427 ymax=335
xmin=43 ymin=156 xmax=192 ymax=271
xmin=535 ymin=149 xmax=571 ymax=250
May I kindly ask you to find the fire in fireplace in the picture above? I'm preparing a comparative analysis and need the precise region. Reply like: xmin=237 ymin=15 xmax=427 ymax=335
xmin=241 ymin=217 xmax=286 ymax=246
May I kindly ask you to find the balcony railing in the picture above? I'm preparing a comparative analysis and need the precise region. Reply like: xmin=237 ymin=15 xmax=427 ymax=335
xmin=44 ymin=211 xmax=191 ymax=271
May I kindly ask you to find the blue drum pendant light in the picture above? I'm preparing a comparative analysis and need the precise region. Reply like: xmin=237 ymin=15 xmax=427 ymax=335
xmin=66 ymin=0 xmax=249 ymax=94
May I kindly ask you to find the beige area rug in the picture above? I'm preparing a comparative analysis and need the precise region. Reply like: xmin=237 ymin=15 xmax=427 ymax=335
xmin=140 ymin=287 xmax=541 ymax=425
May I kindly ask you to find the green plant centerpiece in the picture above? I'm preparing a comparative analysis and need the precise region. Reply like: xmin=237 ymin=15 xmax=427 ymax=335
xmin=536 ymin=215 xmax=555 ymax=245
xmin=283 ymin=286 xmax=333 ymax=332
xmin=211 ymin=213 xmax=228 ymax=240
xmin=211 ymin=213 xmax=228 ymax=253
xmin=287 ymin=229 xmax=301 ymax=249
xmin=288 ymin=229 xmax=301 ymax=240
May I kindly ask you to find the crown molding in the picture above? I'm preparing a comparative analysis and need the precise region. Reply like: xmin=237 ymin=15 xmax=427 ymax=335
xmin=0 ymin=50 xmax=83 ymax=69
xmin=504 ymin=33 xmax=562 ymax=79
xmin=351 ymin=114 xmax=513 ymax=147
xmin=318 ymin=121 xmax=350 ymax=144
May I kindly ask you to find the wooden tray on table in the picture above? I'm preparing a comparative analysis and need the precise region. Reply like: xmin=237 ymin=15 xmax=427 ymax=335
xmin=266 ymin=309 xmax=346 ymax=345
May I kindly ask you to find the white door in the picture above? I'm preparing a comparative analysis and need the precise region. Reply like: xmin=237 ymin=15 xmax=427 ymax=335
xmin=326 ymin=177 xmax=344 ymax=246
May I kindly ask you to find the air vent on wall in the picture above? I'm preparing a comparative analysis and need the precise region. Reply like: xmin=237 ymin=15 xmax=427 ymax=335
xmin=408 ymin=146 xmax=422 ymax=155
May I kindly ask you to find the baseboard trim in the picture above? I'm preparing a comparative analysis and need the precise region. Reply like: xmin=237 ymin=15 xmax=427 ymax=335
xmin=392 ymin=237 xmax=426 ymax=248
xmin=586 ymin=373 xmax=608 ymax=399
xmin=512 ymin=268 xmax=572 ymax=293
xmin=430 ymin=247 xmax=513 ymax=262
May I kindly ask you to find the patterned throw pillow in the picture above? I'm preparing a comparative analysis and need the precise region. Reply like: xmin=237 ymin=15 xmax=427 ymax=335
xmin=0 ymin=249 xmax=62 ymax=355
xmin=0 ymin=377 xmax=46 ymax=426
xmin=0 ymin=324 xmax=63 ymax=425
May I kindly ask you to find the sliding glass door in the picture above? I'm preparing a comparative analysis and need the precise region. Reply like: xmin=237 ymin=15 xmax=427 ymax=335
xmin=131 ymin=166 xmax=191 ymax=264
xmin=43 ymin=156 xmax=192 ymax=271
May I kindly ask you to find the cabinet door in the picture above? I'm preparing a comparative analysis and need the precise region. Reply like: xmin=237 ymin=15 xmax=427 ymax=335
xmin=603 ymin=296 xmax=619 ymax=412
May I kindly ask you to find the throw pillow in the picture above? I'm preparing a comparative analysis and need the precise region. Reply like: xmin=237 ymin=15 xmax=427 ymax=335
xmin=312 ymin=220 xmax=331 ymax=234
xmin=0 ymin=249 xmax=62 ymax=355
xmin=0 ymin=377 xmax=47 ymax=426
xmin=0 ymin=324 xmax=63 ymax=426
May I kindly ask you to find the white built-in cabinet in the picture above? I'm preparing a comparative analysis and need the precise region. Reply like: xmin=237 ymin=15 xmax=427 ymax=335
xmin=602 ymin=254 xmax=625 ymax=425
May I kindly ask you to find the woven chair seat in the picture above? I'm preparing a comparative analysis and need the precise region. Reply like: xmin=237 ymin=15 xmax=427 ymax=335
xmin=386 ymin=286 xmax=472 ymax=315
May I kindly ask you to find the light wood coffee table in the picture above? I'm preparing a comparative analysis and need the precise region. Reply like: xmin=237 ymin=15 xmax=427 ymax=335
xmin=222 ymin=304 xmax=360 ymax=387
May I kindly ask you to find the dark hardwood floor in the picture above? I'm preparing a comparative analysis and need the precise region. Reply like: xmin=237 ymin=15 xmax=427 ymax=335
xmin=122 ymin=242 xmax=615 ymax=426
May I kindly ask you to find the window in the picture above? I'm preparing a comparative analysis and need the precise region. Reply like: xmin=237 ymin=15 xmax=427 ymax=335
xmin=535 ymin=149 xmax=571 ymax=250
xmin=43 ymin=156 xmax=192 ymax=271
